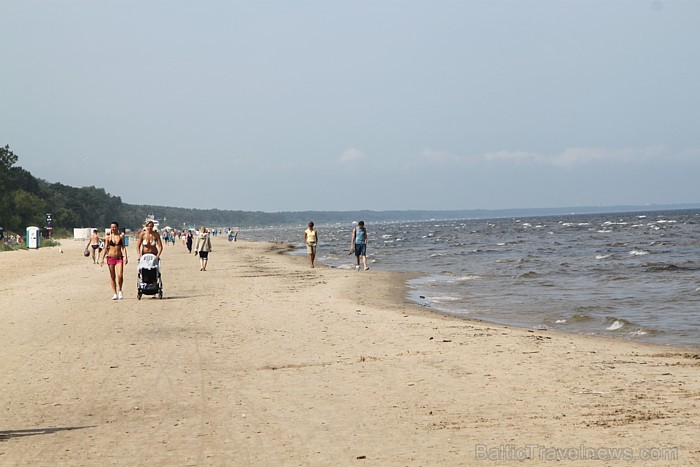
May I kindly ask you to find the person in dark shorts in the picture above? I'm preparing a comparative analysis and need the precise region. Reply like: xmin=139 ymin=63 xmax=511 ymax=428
xmin=350 ymin=220 xmax=369 ymax=271
xmin=85 ymin=229 xmax=102 ymax=264
xmin=193 ymin=226 xmax=212 ymax=271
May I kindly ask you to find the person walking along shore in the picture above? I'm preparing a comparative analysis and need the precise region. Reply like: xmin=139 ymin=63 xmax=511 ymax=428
xmin=351 ymin=220 xmax=368 ymax=271
xmin=193 ymin=226 xmax=212 ymax=271
xmin=100 ymin=221 xmax=128 ymax=300
xmin=85 ymin=229 xmax=102 ymax=264
xmin=304 ymin=222 xmax=318 ymax=268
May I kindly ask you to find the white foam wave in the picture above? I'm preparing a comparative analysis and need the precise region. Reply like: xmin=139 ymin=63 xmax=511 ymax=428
xmin=431 ymin=296 xmax=461 ymax=303
xmin=450 ymin=275 xmax=481 ymax=282
xmin=629 ymin=250 xmax=650 ymax=256
xmin=603 ymin=221 xmax=628 ymax=226
xmin=606 ymin=320 xmax=625 ymax=331
xmin=595 ymin=254 xmax=612 ymax=260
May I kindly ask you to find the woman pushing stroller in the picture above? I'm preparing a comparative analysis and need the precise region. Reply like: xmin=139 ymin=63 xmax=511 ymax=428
xmin=135 ymin=220 xmax=164 ymax=299
xmin=136 ymin=220 xmax=163 ymax=261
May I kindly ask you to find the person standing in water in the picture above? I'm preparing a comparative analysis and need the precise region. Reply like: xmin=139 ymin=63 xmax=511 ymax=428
xmin=350 ymin=220 xmax=369 ymax=271
xmin=304 ymin=222 xmax=318 ymax=268
xmin=100 ymin=221 xmax=128 ymax=300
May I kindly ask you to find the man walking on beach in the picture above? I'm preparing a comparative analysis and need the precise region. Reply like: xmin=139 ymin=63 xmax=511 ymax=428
xmin=86 ymin=229 xmax=102 ymax=264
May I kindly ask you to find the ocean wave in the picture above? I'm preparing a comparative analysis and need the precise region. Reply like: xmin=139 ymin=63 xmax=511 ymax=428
xmin=570 ymin=313 xmax=595 ymax=322
xmin=605 ymin=319 xmax=627 ymax=331
xmin=629 ymin=249 xmax=650 ymax=256
xmin=609 ymin=275 xmax=630 ymax=281
xmin=595 ymin=254 xmax=612 ymax=260
xmin=644 ymin=263 xmax=683 ymax=272
xmin=601 ymin=317 xmax=656 ymax=338
xmin=431 ymin=295 xmax=461 ymax=303
xmin=561 ymin=222 xmax=590 ymax=227
xmin=446 ymin=275 xmax=481 ymax=282
xmin=603 ymin=221 xmax=629 ymax=226
xmin=517 ymin=271 xmax=540 ymax=279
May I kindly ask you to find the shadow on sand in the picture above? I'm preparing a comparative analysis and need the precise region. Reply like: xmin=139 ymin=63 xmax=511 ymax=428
xmin=0 ymin=425 xmax=95 ymax=441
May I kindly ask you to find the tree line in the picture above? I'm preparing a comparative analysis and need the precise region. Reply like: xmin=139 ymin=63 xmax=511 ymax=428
xmin=1 ymin=145 xmax=442 ymax=236
xmin=6 ymin=145 xmax=685 ymax=237
xmin=1 ymin=145 xmax=294 ymax=234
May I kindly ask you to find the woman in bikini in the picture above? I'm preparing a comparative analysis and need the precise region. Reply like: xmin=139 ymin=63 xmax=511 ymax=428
xmin=136 ymin=220 xmax=163 ymax=262
xmin=100 ymin=221 xmax=129 ymax=300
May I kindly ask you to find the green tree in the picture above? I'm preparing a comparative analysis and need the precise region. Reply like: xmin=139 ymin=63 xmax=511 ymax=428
xmin=0 ymin=145 xmax=18 ymax=169
xmin=0 ymin=145 xmax=19 ymax=230
xmin=12 ymin=189 xmax=47 ymax=228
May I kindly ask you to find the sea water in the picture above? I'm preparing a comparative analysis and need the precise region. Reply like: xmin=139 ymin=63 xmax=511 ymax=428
xmin=241 ymin=209 xmax=700 ymax=348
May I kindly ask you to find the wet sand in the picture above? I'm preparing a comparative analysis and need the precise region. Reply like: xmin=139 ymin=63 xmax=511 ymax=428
xmin=0 ymin=236 xmax=698 ymax=465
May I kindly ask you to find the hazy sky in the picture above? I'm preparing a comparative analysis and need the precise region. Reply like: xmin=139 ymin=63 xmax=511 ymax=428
xmin=2 ymin=0 xmax=699 ymax=212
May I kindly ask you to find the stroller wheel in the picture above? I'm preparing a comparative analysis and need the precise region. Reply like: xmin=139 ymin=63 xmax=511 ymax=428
xmin=137 ymin=292 xmax=142 ymax=300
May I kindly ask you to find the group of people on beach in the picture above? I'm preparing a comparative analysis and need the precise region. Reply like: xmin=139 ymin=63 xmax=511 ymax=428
xmin=304 ymin=220 xmax=369 ymax=270
xmin=88 ymin=221 xmax=214 ymax=300
xmin=91 ymin=219 xmax=367 ymax=299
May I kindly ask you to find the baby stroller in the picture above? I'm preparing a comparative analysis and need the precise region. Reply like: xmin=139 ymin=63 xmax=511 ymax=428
xmin=137 ymin=254 xmax=163 ymax=300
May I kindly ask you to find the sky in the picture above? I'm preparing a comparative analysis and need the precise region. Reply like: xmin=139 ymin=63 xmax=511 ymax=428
xmin=1 ymin=0 xmax=699 ymax=212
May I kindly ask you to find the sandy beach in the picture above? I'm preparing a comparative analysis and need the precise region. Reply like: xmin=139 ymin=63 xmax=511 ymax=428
xmin=1 ymin=236 xmax=698 ymax=466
